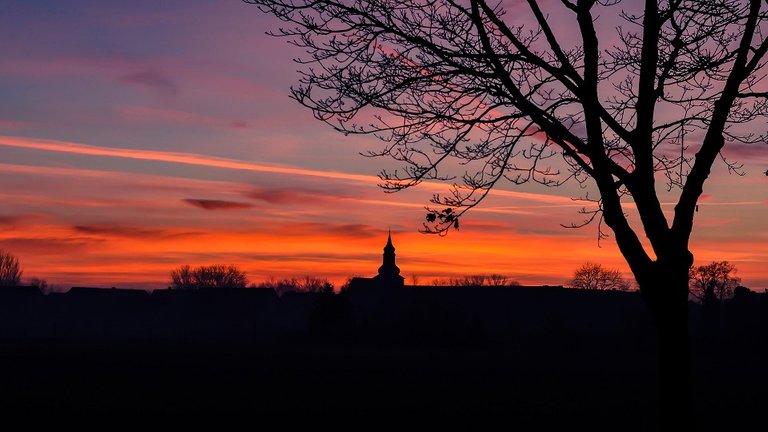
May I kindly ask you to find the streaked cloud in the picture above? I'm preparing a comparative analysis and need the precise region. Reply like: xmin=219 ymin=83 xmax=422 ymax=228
xmin=291 ymin=223 xmax=382 ymax=238
xmin=0 ymin=214 xmax=28 ymax=226
xmin=0 ymin=135 xmax=579 ymax=205
xmin=0 ymin=237 xmax=102 ymax=255
xmin=722 ymin=143 xmax=768 ymax=164
xmin=0 ymin=135 xmax=376 ymax=183
xmin=116 ymin=105 xmax=249 ymax=130
xmin=73 ymin=224 xmax=200 ymax=239
xmin=0 ymin=119 xmax=31 ymax=130
xmin=244 ymin=186 xmax=353 ymax=205
xmin=694 ymin=218 xmax=739 ymax=228
xmin=118 ymin=70 xmax=179 ymax=97
xmin=183 ymin=198 xmax=254 ymax=211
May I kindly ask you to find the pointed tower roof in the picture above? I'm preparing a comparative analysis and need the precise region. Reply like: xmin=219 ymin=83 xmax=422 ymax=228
xmin=377 ymin=228 xmax=401 ymax=278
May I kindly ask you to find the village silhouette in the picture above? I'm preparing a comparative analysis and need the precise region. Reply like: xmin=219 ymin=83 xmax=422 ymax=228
xmin=1 ymin=232 xmax=766 ymax=429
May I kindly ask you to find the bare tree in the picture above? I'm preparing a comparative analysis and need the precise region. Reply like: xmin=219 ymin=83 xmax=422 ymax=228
xmin=434 ymin=274 xmax=519 ymax=286
xmin=689 ymin=261 xmax=741 ymax=304
xmin=170 ymin=265 xmax=194 ymax=290
xmin=170 ymin=264 xmax=248 ymax=289
xmin=247 ymin=0 xmax=768 ymax=425
xmin=297 ymin=275 xmax=334 ymax=293
xmin=463 ymin=274 xmax=488 ymax=286
xmin=569 ymin=262 xmax=631 ymax=291
xmin=0 ymin=249 xmax=22 ymax=287
xmin=255 ymin=276 xmax=333 ymax=295
xmin=487 ymin=273 xmax=509 ymax=286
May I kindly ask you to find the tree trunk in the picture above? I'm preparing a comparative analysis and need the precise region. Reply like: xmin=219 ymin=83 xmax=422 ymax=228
xmin=655 ymin=295 xmax=691 ymax=431
xmin=641 ymin=268 xmax=693 ymax=431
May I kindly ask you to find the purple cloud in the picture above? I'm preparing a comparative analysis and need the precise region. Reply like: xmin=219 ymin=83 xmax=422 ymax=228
xmin=0 ymin=214 xmax=26 ymax=225
xmin=244 ymin=186 xmax=354 ymax=205
xmin=119 ymin=70 xmax=179 ymax=96
xmin=73 ymin=225 xmax=199 ymax=239
xmin=0 ymin=237 xmax=102 ymax=255
xmin=183 ymin=199 xmax=254 ymax=211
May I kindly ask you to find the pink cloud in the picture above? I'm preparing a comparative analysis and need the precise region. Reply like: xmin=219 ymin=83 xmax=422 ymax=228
xmin=0 ymin=119 xmax=32 ymax=130
xmin=0 ymin=135 xmax=584 ymax=207
xmin=722 ymin=143 xmax=768 ymax=164
xmin=457 ymin=220 xmax=514 ymax=232
xmin=695 ymin=218 xmax=739 ymax=228
xmin=0 ymin=135 xmax=382 ymax=183
xmin=0 ymin=55 xmax=279 ymax=100
xmin=116 ymin=105 xmax=249 ymax=130
xmin=244 ymin=186 xmax=354 ymax=205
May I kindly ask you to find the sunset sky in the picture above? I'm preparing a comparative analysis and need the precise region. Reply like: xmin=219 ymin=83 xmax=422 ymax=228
xmin=1 ymin=0 xmax=766 ymax=290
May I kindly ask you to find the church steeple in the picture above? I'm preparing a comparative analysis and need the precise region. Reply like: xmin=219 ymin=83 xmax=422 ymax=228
xmin=384 ymin=228 xmax=394 ymax=250
xmin=345 ymin=228 xmax=405 ymax=290
xmin=377 ymin=228 xmax=401 ymax=278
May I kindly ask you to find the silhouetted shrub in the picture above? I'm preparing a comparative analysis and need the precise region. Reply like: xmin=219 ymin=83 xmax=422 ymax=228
xmin=431 ymin=274 xmax=521 ymax=287
xmin=254 ymin=276 xmax=333 ymax=296
xmin=0 ymin=249 xmax=22 ymax=287
xmin=569 ymin=262 xmax=630 ymax=291
xmin=170 ymin=264 xmax=248 ymax=289
xmin=689 ymin=261 xmax=741 ymax=304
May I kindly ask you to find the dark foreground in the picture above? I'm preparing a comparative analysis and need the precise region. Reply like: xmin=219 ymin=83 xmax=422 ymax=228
xmin=1 ymin=285 xmax=766 ymax=429
xmin=1 ymin=339 xmax=764 ymax=430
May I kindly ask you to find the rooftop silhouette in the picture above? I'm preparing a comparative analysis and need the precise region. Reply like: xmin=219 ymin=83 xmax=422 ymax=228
xmin=350 ymin=230 xmax=405 ymax=290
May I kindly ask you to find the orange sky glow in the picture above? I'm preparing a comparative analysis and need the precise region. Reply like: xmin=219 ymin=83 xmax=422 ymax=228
xmin=1 ymin=133 xmax=766 ymax=290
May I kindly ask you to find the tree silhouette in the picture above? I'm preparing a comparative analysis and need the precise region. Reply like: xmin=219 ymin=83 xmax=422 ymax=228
xmin=569 ymin=262 xmax=631 ymax=291
xmin=26 ymin=277 xmax=48 ymax=293
xmin=461 ymin=274 xmax=488 ymax=286
xmin=247 ymin=0 xmax=768 ymax=426
xmin=254 ymin=276 xmax=333 ymax=295
xmin=689 ymin=261 xmax=741 ymax=304
xmin=0 ymin=249 xmax=22 ymax=287
xmin=170 ymin=264 xmax=248 ymax=290
xmin=487 ymin=273 xmax=510 ymax=287
xmin=444 ymin=274 xmax=519 ymax=286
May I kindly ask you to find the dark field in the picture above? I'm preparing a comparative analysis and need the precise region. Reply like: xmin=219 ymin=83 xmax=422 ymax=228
xmin=1 ymin=286 xmax=766 ymax=430
xmin=2 ymin=339 xmax=764 ymax=430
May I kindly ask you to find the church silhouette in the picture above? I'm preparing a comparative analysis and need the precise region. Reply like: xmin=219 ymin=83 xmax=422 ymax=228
xmin=348 ymin=230 xmax=405 ymax=290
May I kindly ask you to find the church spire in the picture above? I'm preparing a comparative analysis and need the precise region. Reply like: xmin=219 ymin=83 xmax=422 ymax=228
xmin=377 ymin=228 xmax=400 ymax=278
